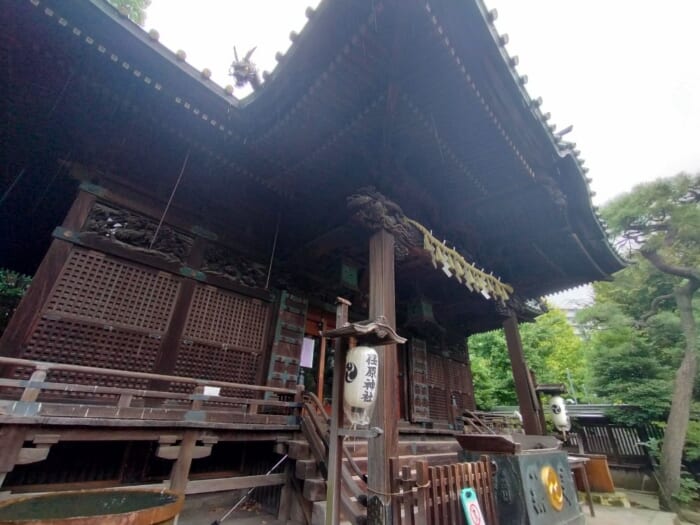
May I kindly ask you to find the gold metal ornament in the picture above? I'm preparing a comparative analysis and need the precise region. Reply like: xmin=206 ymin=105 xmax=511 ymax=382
xmin=541 ymin=465 xmax=564 ymax=511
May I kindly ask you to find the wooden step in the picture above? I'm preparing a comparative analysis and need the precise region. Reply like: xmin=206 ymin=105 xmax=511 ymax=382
xmin=303 ymin=477 xmax=327 ymax=502
xmin=286 ymin=439 xmax=312 ymax=460
xmin=295 ymin=458 xmax=319 ymax=480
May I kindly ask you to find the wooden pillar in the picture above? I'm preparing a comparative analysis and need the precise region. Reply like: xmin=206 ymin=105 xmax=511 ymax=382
xmin=150 ymin=237 xmax=206 ymax=383
xmin=503 ymin=314 xmax=544 ymax=435
xmin=0 ymin=426 xmax=27 ymax=488
xmin=169 ymin=386 xmax=204 ymax=493
xmin=325 ymin=298 xmax=350 ymax=525
xmin=367 ymin=230 xmax=398 ymax=524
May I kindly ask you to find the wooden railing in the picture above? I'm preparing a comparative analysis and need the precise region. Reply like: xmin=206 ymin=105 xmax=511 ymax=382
xmin=389 ymin=456 xmax=498 ymax=525
xmin=300 ymin=392 xmax=367 ymax=524
xmin=568 ymin=422 xmax=662 ymax=468
xmin=0 ymin=356 xmax=302 ymax=428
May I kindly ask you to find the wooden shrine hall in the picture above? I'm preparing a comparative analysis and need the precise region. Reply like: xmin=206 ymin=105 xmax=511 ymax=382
xmin=0 ymin=0 xmax=623 ymax=523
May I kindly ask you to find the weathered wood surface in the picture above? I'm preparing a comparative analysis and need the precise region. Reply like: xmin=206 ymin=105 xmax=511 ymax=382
xmin=0 ymin=357 xmax=301 ymax=432
xmin=503 ymin=314 xmax=544 ymax=435
xmin=368 ymin=229 xmax=399 ymax=523
xmin=390 ymin=456 xmax=499 ymax=525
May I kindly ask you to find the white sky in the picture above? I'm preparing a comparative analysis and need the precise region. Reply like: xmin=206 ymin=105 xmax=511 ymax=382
xmin=145 ymin=1 xmax=700 ymax=307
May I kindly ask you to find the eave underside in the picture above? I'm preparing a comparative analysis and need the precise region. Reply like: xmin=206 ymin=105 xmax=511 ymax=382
xmin=2 ymin=0 xmax=623 ymax=333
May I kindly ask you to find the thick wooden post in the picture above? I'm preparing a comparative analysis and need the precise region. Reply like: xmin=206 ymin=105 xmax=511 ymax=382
xmin=503 ymin=314 xmax=544 ymax=435
xmin=325 ymin=298 xmax=350 ymax=525
xmin=169 ymin=386 xmax=204 ymax=493
xmin=0 ymin=426 xmax=26 ymax=488
xmin=367 ymin=230 xmax=398 ymax=524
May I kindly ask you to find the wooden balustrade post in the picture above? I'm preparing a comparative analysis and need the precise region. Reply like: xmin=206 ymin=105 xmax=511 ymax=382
xmin=20 ymin=365 xmax=48 ymax=403
xmin=169 ymin=386 xmax=204 ymax=493
xmin=415 ymin=461 xmax=429 ymax=525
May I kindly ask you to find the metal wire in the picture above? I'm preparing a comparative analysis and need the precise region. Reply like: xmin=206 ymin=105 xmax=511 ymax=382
xmin=149 ymin=149 xmax=190 ymax=250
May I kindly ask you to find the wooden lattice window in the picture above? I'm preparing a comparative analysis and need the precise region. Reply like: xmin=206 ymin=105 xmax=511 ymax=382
xmin=46 ymin=248 xmax=180 ymax=332
xmin=427 ymin=352 xmax=449 ymax=421
xmin=183 ymin=285 xmax=268 ymax=352
xmin=20 ymin=317 xmax=161 ymax=389
xmin=173 ymin=342 xmax=261 ymax=397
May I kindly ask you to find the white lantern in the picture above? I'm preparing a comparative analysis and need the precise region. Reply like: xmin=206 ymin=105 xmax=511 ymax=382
xmin=343 ymin=346 xmax=379 ymax=426
xmin=550 ymin=395 xmax=571 ymax=432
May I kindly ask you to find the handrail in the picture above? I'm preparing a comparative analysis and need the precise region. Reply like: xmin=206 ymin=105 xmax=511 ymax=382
xmin=0 ymin=378 xmax=301 ymax=408
xmin=0 ymin=356 xmax=296 ymax=396
xmin=302 ymin=393 xmax=367 ymax=485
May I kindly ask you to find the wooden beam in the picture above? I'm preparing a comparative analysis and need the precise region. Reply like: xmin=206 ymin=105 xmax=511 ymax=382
xmin=503 ymin=314 xmax=544 ymax=435
xmin=0 ymin=426 xmax=27 ymax=488
xmin=367 ymin=230 xmax=398 ymax=524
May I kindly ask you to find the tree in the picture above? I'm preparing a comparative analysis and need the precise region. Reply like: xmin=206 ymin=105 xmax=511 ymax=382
xmin=602 ymin=173 xmax=700 ymax=506
xmin=469 ymin=309 xmax=587 ymax=409
xmin=107 ymin=0 xmax=151 ymax=26
xmin=0 ymin=269 xmax=32 ymax=337
xmin=577 ymin=297 xmax=675 ymax=423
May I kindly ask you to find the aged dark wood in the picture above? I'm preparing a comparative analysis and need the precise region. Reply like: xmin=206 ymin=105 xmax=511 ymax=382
xmin=503 ymin=314 xmax=544 ymax=435
xmin=0 ymin=426 xmax=27 ymax=488
xmin=151 ymin=237 xmax=205 ymax=381
xmin=389 ymin=456 xmax=498 ymax=525
xmin=325 ymin=297 xmax=350 ymax=525
xmin=368 ymin=229 xmax=399 ymax=524
xmin=317 ymin=319 xmax=328 ymax=401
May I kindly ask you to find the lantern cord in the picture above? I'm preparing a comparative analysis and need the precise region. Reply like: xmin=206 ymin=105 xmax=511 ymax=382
xmin=264 ymin=213 xmax=281 ymax=289
xmin=149 ymin=149 xmax=190 ymax=250
xmin=0 ymin=167 xmax=27 ymax=208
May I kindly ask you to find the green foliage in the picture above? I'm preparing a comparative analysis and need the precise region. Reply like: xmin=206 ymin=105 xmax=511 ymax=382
xmin=577 ymin=296 xmax=676 ymax=423
xmin=674 ymin=474 xmax=700 ymax=505
xmin=107 ymin=0 xmax=151 ymax=26
xmin=685 ymin=416 xmax=700 ymax=462
xmin=584 ymin=173 xmax=700 ymax=500
xmin=468 ymin=309 xmax=586 ymax=410
xmin=604 ymin=173 xmax=700 ymax=268
xmin=0 ymin=269 xmax=32 ymax=336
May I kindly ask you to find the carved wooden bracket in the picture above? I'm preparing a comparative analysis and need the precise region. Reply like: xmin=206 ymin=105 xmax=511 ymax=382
xmin=321 ymin=316 xmax=407 ymax=346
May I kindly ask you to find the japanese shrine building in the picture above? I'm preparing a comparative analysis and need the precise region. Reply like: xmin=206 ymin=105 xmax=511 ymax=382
xmin=0 ymin=0 xmax=623 ymax=522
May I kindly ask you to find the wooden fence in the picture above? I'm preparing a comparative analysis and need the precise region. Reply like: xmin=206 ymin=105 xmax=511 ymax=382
xmin=389 ymin=456 xmax=498 ymax=525
xmin=566 ymin=422 xmax=663 ymax=468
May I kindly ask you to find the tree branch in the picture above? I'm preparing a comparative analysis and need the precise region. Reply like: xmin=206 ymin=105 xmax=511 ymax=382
xmin=641 ymin=293 xmax=675 ymax=323
xmin=640 ymin=248 xmax=700 ymax=282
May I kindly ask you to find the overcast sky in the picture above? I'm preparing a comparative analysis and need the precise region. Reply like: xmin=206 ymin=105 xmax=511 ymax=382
xmin=145 ymin=1 xmax=700 ymax=307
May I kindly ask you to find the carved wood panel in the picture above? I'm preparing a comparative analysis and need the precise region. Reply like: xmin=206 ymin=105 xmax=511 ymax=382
xmin=408 ymin=338 xmax=431 ymax=423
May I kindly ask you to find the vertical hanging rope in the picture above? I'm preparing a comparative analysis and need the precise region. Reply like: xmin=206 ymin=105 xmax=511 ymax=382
xmin=0 ymin=167 xmax=27 ymax=208
xmin=264 ymin=213 xmax=281 ymax=289
xmin=149 ymin=149 xmax=190 ymax=250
